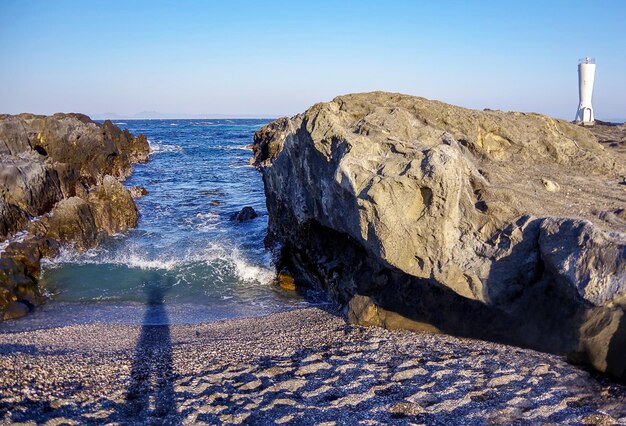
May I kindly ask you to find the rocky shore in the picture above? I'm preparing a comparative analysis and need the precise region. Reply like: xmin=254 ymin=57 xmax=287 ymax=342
xmin=1 ymin=307 xmax=625 ymax=425
xmin=0 ymin=113 xmax=149 ymax=320
xmin=252 ymin=92 xmax=626 ymax=380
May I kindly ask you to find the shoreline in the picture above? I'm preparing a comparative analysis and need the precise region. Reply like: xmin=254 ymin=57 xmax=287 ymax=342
xmin=1 ymin=307 xmax=625 ymax=424
xmin=0 ymin=298 xmax=329 ymax=333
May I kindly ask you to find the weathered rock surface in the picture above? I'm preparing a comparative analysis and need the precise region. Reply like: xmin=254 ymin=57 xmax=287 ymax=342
xmin=252 ymin=92 xmax=626 ymax=379
xmin=0 ymin=113 xmax=148 ymax=319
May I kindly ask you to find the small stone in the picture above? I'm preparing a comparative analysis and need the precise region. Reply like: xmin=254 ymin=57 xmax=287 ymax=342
xmin=277 ymin=270 xmax=296 ymax=291
xmin=230 ymin=206 xmax=258 ymax=222
xmin=129 ymin=186 xmax=148 ymax=199
xmin=541 ymin=178 xmax=560 ymax=192
xmin=389 ymin=401 xmax=423 ymax=417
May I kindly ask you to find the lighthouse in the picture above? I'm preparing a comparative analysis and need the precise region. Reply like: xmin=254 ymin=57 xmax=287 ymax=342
xmin=575 ymin=57 xmax=596 ymax=125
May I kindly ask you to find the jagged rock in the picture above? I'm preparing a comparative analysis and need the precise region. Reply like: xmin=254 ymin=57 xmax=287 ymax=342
xmin=0 ymin=258 xmax=40 ymax=310
xmin=252 ymin=92 xmax=626 ymax=379
xmin=87 ymin=176 xmax=138 ymax=235
xmin=0 ymin=156 xmax=64 ymax=217
xmin=0 ymin=114 xmax=148 ymax=320
xmin=2 ymin=301 xmax=29 ymax=320
xmin=1 ymin=236 xmax=60 ymax=277
xmin=44 ymin=197 xmax=98 ymax=250
xmin=129 ymin=185 xmax=148 ymax=199
xmin=230 ymin=206 xmax=258 ymax=222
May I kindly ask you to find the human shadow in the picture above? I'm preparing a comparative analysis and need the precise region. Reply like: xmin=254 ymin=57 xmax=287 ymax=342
xmin=123 ymin=281 xmax=177 ymax=423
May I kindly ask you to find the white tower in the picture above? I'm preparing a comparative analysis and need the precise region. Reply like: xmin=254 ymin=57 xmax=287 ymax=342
xmin=575 ymin=57 xmax=596 ymax=125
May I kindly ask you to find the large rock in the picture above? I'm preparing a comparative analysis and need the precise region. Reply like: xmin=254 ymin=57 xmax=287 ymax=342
xmin=252 ymin=92 xmax=626 ymax=379
xmin=43 ymin=197 xmax=98 ymax=250
xmin=0 ymin=114 xmax=148 ymax=320
xmin=87 ymin=175 xmax=139 ymax=234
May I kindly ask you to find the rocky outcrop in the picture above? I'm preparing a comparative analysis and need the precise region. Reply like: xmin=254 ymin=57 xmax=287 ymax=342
xmin=0 ymin=113 xmax=149 ymax=320
xmin=252 ymin=92 xmax=626 ymax=379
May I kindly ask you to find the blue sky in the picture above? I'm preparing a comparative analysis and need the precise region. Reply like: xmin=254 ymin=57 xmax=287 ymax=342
xmin=1 ymin=0 xmax=625 ymax=119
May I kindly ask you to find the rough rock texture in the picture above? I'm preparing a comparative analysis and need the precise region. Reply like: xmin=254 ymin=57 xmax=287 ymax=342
xmin=0 ymin=113 xmax=149 ymax=319
xmin=252 ymin=92 xmax=626 ymax=379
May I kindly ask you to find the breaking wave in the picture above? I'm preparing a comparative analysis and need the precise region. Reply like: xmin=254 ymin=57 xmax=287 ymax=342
xmin=148 ymin=139 xmax=183 ymax=155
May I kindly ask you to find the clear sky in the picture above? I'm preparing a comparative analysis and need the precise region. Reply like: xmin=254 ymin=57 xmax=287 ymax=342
xmin=1 ymin=0 xmax=625 ymax=119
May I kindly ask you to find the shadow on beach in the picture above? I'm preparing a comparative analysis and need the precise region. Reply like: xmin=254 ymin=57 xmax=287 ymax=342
xmin=123 ymin=281 xmax=178 ymax=423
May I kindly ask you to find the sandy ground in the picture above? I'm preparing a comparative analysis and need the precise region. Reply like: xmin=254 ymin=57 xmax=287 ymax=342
xmin=1 ymin=306 xmax=625 ymax=425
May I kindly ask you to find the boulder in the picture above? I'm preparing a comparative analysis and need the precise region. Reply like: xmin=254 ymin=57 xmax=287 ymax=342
xmin=230 ymin=206 xmax=258 ymax=222
xmin=44 ymin=197 xmax=98 ymax=251
xmin=252 ymin=92 xmax=626 ymax=379
xmin=87 ymin=175 xmax=139 ymax=235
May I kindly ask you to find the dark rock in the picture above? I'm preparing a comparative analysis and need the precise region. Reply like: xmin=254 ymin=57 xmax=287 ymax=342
xmin=2 ymin=301 xmax=29 ymax=321
xmin=0 ymin=258 xmax=40 ymax=312
xmin=230 ymin=206 xmax=258 ymax=222
xmin=0 ymin=114 xmax=148 ymax=320
xmin=0 ymin=156 xmax=64 ymax=217
xmin=200 ymin=190 xmax=225 ymax=197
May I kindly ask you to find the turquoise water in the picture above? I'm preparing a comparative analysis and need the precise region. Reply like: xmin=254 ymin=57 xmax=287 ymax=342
xmin=18 ymin=119 xmax=322 ymax=326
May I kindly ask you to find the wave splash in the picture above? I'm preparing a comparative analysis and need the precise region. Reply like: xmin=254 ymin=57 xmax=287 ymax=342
xmin=148 ymin=139 xmax=183 ymax=155
xmin=44 ymin=241 xmax=275 ymax=285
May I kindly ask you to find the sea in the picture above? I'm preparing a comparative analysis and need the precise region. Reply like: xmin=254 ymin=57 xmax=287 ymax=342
xmin=0 ymin=119 xmax=326 ymax=331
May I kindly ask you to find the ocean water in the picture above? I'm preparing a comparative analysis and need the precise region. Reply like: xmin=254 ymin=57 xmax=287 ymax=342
xmin=4 ymin=119 xmax=325 ymax=329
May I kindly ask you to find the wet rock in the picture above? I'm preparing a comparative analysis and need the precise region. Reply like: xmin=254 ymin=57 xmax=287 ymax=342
xmin=44 ymin=197 xmax=98 ymax=251
xmin=2 ymin=301 xmax=29 ymax=320
xmin=253 ymin=92 xmax=626 ymax=379
xmin=230 ymin=206 xmax=258 ymax=222
xmin=87 ymin=176 xmax=138 ymax=235
xmin=0 ymin=114 xmax=149 ymax=320
xmin=0 ymin=199 xmax=28 ymax=242
xmin=0 ymin=258 xmax=40 ymax=312
xmin=129 ymin=186 xmax=148 ymax=199
xmin=277 ymin=269 xmax=296 ymax=291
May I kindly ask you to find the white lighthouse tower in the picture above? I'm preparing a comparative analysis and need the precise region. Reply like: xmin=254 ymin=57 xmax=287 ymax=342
xmin=575 ymin=57 xmax=596 ymax=125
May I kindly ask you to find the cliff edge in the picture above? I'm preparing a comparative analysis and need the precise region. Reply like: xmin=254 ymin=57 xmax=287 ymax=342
xmin=252 ymin=92 xmax=626 ymax=379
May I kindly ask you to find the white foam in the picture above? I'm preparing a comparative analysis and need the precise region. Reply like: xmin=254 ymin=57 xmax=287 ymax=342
xmin=148 ymin=139 xmax=183 ymax=155
xmin=44 ymin=241 xmax=275 ymax=284
xmin=0 ymin=230 xmax=28 ymax=254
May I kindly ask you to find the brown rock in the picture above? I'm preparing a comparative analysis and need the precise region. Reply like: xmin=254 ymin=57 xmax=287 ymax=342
xmin=129 ymin=185 xmax=148 ymax=199
xmin=2 ymin=301 xmax=29 ymax=320
xmin=87 ymin=176 xmax=138 ymax=235
xmin=44 ymin=197 xmax=98 ymax=251
xmin=277 ymin=270 xmax=296 ymax=291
